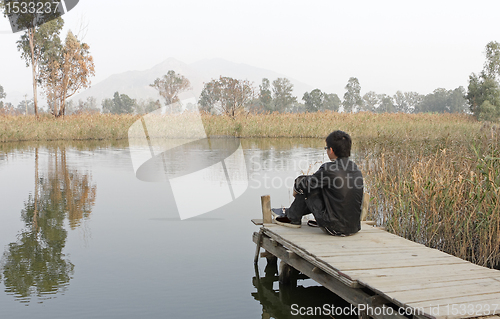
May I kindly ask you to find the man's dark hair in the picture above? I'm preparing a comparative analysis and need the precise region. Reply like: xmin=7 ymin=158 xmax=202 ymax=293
xmin=326 ymin=130 xmax=352 ymax=158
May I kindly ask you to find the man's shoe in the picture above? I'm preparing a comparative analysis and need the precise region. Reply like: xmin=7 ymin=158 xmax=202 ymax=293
xmin=271 ymin=207 xmax=288 ymax=218
xmin=275 ymin=216 xmax=301 ymax=228
xmin=307 ymin=220 xmax=319 ymax=227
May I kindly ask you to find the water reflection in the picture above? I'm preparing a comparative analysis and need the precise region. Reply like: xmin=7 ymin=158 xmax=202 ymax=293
xmin=252 ymin=262 xmax=355 ymax=319
xmin=1 ymin=147 xmax=96 ymax=304
xmin=0 ymin=138 xmax=335 ymax=316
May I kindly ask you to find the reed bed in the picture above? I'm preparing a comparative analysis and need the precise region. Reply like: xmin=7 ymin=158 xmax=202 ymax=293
xmin=202 ymin=111 xmax=480 ymax=141
xmin=357 ymin=122 xmax=500 ymax=268
xmin=1 ymin=112 xmax=499 ymax=268
xmin=0 ymin=111 xmax=481 ymax=142
xmin=0 ymin=113 xmax=139 ymax=142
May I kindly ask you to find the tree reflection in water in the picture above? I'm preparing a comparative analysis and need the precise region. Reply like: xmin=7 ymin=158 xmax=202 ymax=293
xmin=252 ymin=262 xmax=356 ymax=319
xmin=1 ymin=147 xmax=96 ymax=304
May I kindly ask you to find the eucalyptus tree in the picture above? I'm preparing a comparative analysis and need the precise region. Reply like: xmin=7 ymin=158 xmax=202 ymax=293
xmin=377 ymin=94 xmax=395 ymax=113
xmin=484 ymin=41 xmax=500 ymax=81
xmin=362 ymin=91 xmax=378 ymax=112
xmin=342 ymin=77 xmax=362 ymax=113
xmin=0 ymin=84 xmax=5 ymax=108
xmin=393 ymin=91 xmax=423 ymax=113
xmin=323 ymin=93 xmax=341 ymax=111
xmin=258 ymin=78 xmax=273 ymax=111
xmin=466 ymin=41 xmax=500 ymax=121
xmin=42 ymin=30 xmax=95 ymax=116
xmin=466 ymin=74 xmax=500 ymax=120
xmin=302 ymin=89 xmax=323 ymax=112
xmin=3 ymin=0 xmax=65 ymax=118
xmin=272 ymin=78 xmax=296 ymax=113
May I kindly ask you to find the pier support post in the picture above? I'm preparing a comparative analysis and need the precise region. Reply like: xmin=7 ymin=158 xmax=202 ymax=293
xmin=261 ymin=195 xmax=272 ymax=224
xmin=260 ymin=195 xmax=277 ymax=266
xmin=265 ymin=255 xmax=278 ymax=267
xmin=260 ymin=251 xmax=278 ymax=267
xmin=360 ymin=191 xmax=369 ymax=221
xmin=279 ymin=260 xmax=299 ymax=287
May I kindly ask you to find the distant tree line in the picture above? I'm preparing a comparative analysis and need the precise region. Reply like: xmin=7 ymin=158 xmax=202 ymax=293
xmin=197 ymin=75 xmax=468 ymax=116
xmin=3 ymin=41 xmax=500 ymax=121
xmin=101 ymin=93 xmax=161 ymax=115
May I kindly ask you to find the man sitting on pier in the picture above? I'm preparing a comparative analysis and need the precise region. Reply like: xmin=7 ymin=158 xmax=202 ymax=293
xmin=273 ymin=130 xmax=364 ymax=236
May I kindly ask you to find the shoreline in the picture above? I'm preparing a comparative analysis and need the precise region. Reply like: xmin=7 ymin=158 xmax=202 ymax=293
xmin=0 ymin=112 xmax=484 ymax=143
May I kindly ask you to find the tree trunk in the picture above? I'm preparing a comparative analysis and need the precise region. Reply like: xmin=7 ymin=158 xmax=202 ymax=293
xmin=59 ymin=73 xmax=69 ymax=117
xmin=53 ymin=98 xmax=59 ymax=117
xmin=33 ymin=147 xmax=39 ymax=231
xmin=28 ymin=27 xmax=39 ymax=119
xmin=60 ymin=95 xmax=67 ymax=117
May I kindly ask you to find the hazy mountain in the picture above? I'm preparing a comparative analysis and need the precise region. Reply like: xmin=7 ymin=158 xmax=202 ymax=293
xmin=71 ymin=58 xmax=314 ymax=106
xmin=189 ymin=58 xmax=314 ymax=97
xmin=72 ymin=58 xmax=204 ymax=105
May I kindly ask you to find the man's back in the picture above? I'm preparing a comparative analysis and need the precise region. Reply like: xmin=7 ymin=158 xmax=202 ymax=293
xmin=274 ymin=130 xmax=364 ymax=234
xmin=296 ymin=157 xmax=363 ymax=234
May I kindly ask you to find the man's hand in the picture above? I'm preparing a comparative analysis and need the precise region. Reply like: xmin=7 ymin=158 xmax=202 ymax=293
xmin=293 ymin=175 xmax=308 ymax=197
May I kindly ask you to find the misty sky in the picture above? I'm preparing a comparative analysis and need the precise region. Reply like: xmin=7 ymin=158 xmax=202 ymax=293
xmin=1 ymin=0 xmax=499 ymax=105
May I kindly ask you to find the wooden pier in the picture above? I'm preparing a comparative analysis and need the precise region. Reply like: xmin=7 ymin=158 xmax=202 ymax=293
xmin=252 ymin=196 xmax=500 ymax=319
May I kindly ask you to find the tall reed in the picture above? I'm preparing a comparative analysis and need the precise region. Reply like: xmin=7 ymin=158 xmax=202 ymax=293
xmin=0 ymin=113 xmax=139 ymax=142
xmin=358 ymin=123 xmax=500 ymax=268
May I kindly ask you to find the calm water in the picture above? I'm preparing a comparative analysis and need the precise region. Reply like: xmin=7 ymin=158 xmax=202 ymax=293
xmin=0 ymin=139 xmax=355 ymax=319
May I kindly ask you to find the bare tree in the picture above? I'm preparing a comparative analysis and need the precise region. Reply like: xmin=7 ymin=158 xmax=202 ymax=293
xmin=150 ymin=70 xmax=191 ymax=112
xmin=199 ymin=76 xmax=254 ymax=117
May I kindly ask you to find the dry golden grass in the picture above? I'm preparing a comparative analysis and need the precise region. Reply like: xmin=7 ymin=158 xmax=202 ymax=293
xmin=1 ymin=112 xmax=499 ymax=268
xmin=0 ymin=113 xmax=139 ymax=142
xmin=203 ymin=111 xmax=480 ymax=140
xmin=0 ymin=111 xmax=480 ymax=141
xmin=357 ymin=122 xmax=500 ymax=268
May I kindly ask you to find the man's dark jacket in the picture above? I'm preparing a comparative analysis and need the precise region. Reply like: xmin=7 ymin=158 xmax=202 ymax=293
xmin=294 ymin=157 xmax=363 ymax=235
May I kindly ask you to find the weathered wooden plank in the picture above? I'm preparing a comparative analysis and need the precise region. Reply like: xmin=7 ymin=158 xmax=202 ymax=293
xmin=299 ymin=243 xmax=426 ymax=253
xmin=265 ymin=223 xmax=385 ymax=236
xmin=357 ymin=270 xmax=500 ymax=290
xmin=268 ymin=227 xmax=399 ymax=240
xmin=342 ymin=264 xmax=488 ymax=283
xmin=265 ymin=221 xmax=378 ymax=230
xmin=273 ymin=232 xmax=425 ymax=244
xmin=257 ymin=234 xmax=409 ymax=319
xmin=327 ymin=258 xmax=468 ymax=272
xmin=252 ymin=218 xmax=263 ymax=225
xmin=386 ymin=280 xmax=500 ymax=304
xmin=257 ymin=220 xmax=500 ymax=319
xmin=319 ymin=250 xmax=454 ymax=263
xmin=261 ymin=229 xmax=362 ymax=284
xmin=415 ymin=297 xmax=500 ymax=319
xmin=373 ymin=278 xmax=500 ymax=295
xmin=310 ymin=246 xmax=434 ymax=257
xmin=408 ymin=294 xmax=500 ymax=309
xmin=286 ymin=240 xmax=427 ymax=255
xmin=275 ymin=237 xmax=424 ymax=247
